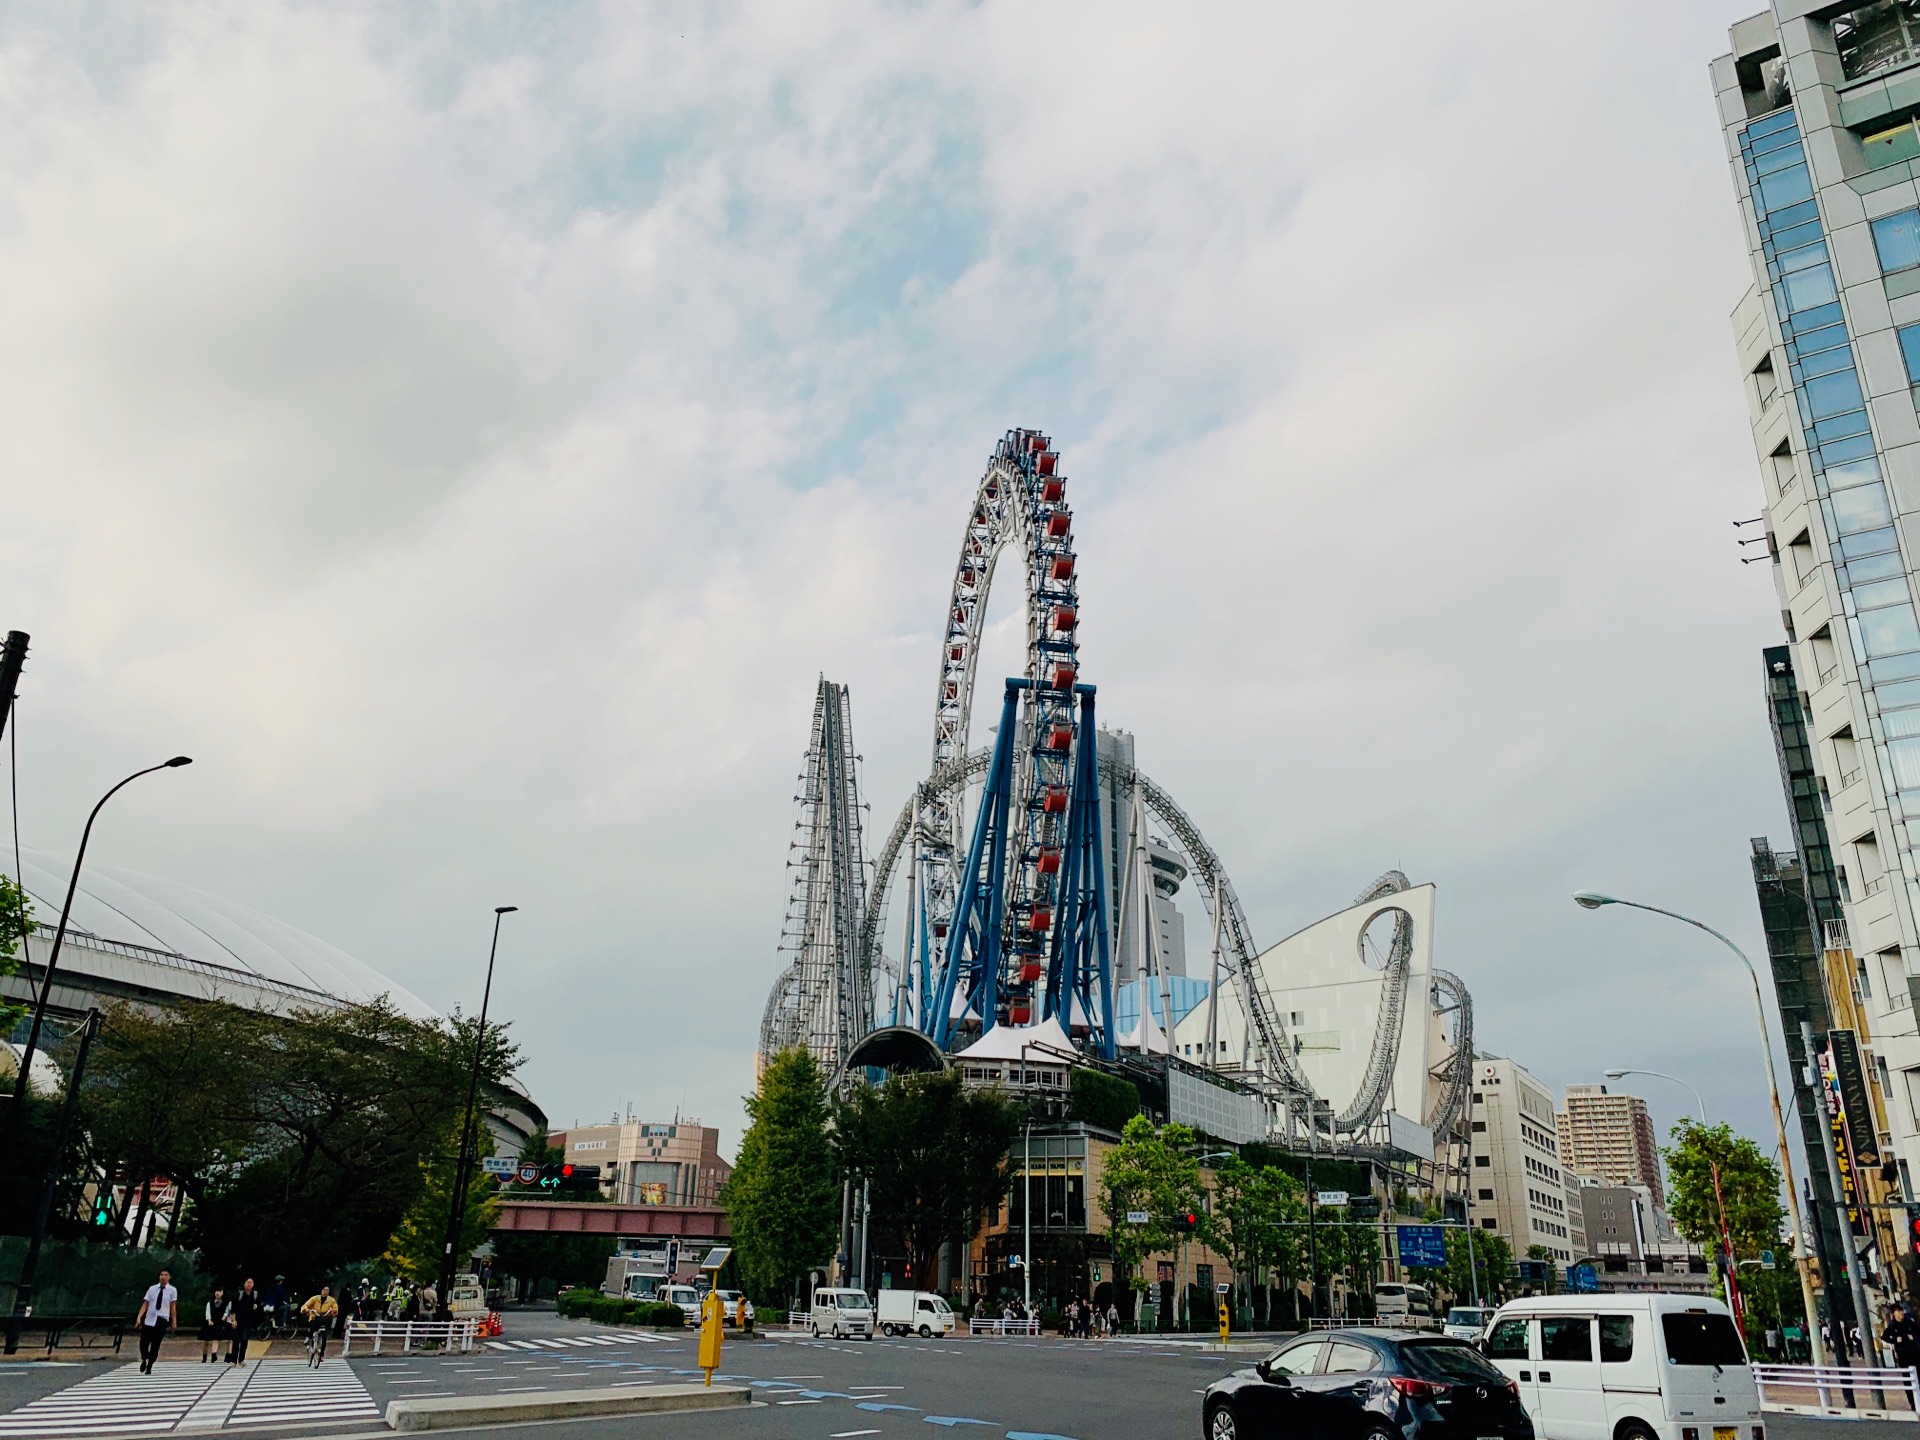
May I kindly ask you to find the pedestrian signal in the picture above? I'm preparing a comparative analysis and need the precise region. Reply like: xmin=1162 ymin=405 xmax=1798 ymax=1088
xmin=90 ymin=1193 xmax=113 ymax=1228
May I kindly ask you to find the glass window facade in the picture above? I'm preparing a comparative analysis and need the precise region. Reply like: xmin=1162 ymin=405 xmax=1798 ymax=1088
xmin=1741 ymin=112 xmax=1920 ymax=828
xmin=1007 ymin=1132 xmax=1088 ymax=1230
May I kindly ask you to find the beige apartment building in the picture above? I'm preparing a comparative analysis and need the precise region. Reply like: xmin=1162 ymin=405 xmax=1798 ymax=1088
xmin=1467 ymin=1058 xmax=1580 ymax=1265
xmin=1557 ymin=1085 xmax=1665 ymax=1207
xmin=553 ymin=1118 xmax=731 ymax=1207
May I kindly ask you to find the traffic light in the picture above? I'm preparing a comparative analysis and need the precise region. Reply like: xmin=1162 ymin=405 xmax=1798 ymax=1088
xmin=90 ymin=1192 xmax=113 ymax=1228
xmin=561 ymin=1163 xmax=602 ymax=1192
xmin=1907 ymin=1210 xmax=1920 ymax=1253
xmin=1171 ymin=1210 xmax=1200 ymax=1233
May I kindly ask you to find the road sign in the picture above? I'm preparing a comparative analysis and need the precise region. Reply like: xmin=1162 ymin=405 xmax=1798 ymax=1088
xmin=515 ymin=1163 xmax=540 ymax=1185
xmin=666 ymin=1239 xmax=681 ymax=1275
xmin=1568 ymin=1263 xmax=1599 ymax=1294
xmin=1396 ymin=1224 xmax=1447 ymax=1269
xmin=1126 ymin=1211 xmax=1151 ymax=1224
xmin=1761 ymin=1249 xmax=1777 ymax=1270
xmin=482 ymin=1157 xmax=516 ymax=1177
xmin=1314 ymin=1191 xmax=1349 ymax=1207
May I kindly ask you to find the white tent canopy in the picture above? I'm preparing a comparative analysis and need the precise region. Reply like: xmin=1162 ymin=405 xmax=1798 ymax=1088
xmin=953 ymin=1016 xmax=1078 ymax=1063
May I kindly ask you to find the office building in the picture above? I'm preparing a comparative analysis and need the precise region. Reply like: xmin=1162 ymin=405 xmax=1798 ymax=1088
xmin=1576 ymin=1181 xmax=1712 ymax=1295
xmin=1557 ymin=1085 xmax=1665 ymax=1207
xmin=1467 ymin=1057 xmax=1576 ymax=1264
xmin=553 ymin=1117 xmax=731 ymax=1208
xmin=1711 ymin=3 xmax=1920 ymax=1301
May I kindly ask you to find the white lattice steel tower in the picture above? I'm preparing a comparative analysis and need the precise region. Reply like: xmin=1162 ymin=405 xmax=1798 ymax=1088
xmin=759 ymin=678 xmax=873 ymax=1073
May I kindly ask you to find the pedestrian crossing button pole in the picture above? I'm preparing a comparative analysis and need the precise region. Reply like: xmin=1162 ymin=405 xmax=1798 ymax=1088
xmin=697 ymin=1246 xmax=731 ymax=1386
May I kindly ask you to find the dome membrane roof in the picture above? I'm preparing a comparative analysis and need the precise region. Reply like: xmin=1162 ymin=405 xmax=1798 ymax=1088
xmin=13 ymin=845 xmax=436 ymax=1019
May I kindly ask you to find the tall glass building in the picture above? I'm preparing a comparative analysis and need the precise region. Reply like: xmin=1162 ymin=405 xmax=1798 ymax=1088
xmin=1714 ymin=2 xmax=1920 ymax=1298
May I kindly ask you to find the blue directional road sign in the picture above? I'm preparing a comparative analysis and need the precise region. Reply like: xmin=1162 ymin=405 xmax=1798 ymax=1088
xmin=1396 ymin=1224 xmax=1447 ymax=1269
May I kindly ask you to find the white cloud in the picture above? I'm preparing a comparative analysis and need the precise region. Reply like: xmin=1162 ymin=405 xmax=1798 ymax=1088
xmin=0 ymin=0 xmax=1790 ymax=1157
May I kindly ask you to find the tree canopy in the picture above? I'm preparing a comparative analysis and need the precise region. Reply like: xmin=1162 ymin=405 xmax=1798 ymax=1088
xmin=1102 ymin=1116 xmax=1206 ymax=1293
xmin=1662 ymin=1120 xmax=1785 ymax=1259
xmin=834 ymin=1068 xmax=1021 ymax=1290
xmin=0 ymin=872 xmax=31 ymax=1033
xmin=51 ymin=997 xmax=520 ymax=1289
xmin=722 ymin=1048 xmax=839 ymax=1305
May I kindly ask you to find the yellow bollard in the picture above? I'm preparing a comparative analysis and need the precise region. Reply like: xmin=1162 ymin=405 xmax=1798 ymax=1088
xmin=1217 ymin=1299 xmax=1229 ymax=1346
xmin=698 ymin=1287 xmax=724 ymax=1385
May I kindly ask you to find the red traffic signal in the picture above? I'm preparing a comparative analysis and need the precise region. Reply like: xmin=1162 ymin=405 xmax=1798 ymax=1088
xmin=1172 ymin=1210 xmax=1200 ymax=1233
xmin=561 ymin=1163 xmax=575 ymax=1178
xmin=1908 ymin=1212 xmax=1920 ymax=1250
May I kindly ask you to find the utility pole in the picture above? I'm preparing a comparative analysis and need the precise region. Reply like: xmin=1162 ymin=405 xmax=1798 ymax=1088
xmin=0 ymin=631 xmax=27 ymax=744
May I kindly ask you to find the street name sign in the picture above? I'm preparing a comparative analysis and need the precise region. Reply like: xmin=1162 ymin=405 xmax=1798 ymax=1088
xmin=482 ymin=1157 xmax=516 ymax=1177
xmin=1126 ymin=1211 xmax=1151 ymax=1224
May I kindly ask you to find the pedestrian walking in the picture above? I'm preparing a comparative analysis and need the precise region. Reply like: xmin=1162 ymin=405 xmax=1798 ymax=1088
xmin=1106 ymin=1300 xmax=1119 ymax=1337
xmin=135 ymin=1268 xmax=180 ymax=1373
xmin=200 ymin=1288 xmax=232 ymax=1362
xmin=1887 ymin=1303 xmax=1920 ymax=1373
xmin=229 ymin=1278 xmax=260 ymax=1365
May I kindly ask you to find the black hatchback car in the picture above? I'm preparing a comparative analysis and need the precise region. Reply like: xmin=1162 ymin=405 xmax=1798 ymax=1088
xmin=1201 ymin=1328 xmax=1536 ymax=1440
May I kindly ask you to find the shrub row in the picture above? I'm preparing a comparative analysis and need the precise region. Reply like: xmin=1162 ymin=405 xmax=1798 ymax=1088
xmin=555 ymin=1288 xmax=685 ymax=1327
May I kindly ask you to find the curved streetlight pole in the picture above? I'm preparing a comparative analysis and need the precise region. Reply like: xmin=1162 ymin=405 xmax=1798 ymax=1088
xmin=1603 ymin=1067 xmax=1708 ymax=1127
xmin=438 ymin=905 xmax=517 ymax=1321
xmin=1575 ymin=892 xmax=1825 ymax=1365
xmin=4 ymin=757 xmax=193 ymax=1163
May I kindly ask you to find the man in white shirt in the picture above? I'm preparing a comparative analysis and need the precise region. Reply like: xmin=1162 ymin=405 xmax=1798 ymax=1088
xmin=135 ymin=1268 xmax=179 ymax=1373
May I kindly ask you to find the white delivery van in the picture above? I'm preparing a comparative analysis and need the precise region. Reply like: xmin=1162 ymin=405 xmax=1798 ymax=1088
xmin=876 ymin=1289 xmax=955 ymax=1337
xmin=1482 ymin=1293 xmax=1763 ymax=1440
xmin=809 ymin=1287 xmax=876 ymax=1340
xmin=661 ymin=1285 xmax=703 ymax=1325
xmin=1444 ymin=1304 xmax=1493 ymax=1343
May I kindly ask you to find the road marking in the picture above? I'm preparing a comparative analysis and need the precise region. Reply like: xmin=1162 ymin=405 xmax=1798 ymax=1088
xmin=0 ymin=1358 xmax=383 ymax=1437
xmin=777 ymin=1399 xmax=822 ymax=1406
xmin=831 ymin=1432 xmax=883 ymax=1437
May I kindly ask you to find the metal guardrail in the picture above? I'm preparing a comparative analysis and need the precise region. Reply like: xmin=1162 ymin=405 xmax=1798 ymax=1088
xmin=1754 ymin=1363 xmax=1920 ymax=1419
xmin=787 ymin=1311 xmax=808 ymax=1329
xmin=341 ymin=1319 xmax=478 ymax=1356
xmin=967 ymin=1318 xmax=1040 ymax=1336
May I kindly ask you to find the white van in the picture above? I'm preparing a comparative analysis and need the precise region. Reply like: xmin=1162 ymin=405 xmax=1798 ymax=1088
xmin=809 ymin=1287 xmax=876 ymax=1340
xmin=1483 ymin=1294 xmax=1762 ymax=1440
xmin=661 ymin=1284 xmax=702 ymax=1325
xmin=876 ymin=1289 xmax=954 ymax=1337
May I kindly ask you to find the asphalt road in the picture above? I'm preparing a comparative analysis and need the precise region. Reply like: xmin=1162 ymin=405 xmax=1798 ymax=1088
xmin=2 ymin=1311 xmax=1917 ymax=1440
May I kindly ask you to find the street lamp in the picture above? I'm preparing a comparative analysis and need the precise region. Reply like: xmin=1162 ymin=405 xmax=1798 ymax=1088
xmin=3 ymin=757 xmax=192 ymax=1165
xmin=1603 ymin=1068 xmax=1708 ymax=1126
xmin=1574 ymin=891 xmax=1824 ymax=1365
xmin=438 ymin=905 xmax=517 ymax=1321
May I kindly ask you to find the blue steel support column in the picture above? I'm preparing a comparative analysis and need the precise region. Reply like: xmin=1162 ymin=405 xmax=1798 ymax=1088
xmin=931 ymin=678 xmax=1027 ymax=1046
xmin=1043 ymin=683 xmax=1114 ymax=1057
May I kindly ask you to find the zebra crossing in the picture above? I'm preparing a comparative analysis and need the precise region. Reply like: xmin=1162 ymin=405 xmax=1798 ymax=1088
xmin=0 ymin=1360 xmax=378 ymax=1436
xmin=484 ymin=1330 xmax=664 ymax=1351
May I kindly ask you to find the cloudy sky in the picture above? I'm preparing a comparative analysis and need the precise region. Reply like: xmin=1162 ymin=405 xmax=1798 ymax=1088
xmin=0 ymin=1 xmax=1795 ymax=1165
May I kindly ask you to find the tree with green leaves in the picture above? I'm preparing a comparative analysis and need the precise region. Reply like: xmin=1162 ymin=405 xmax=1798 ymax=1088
xmin=1663 ymin=1120 xmax=1798 ymax=1334
xmin=1663 ymin=1120 xmax=1785 ymax=1259
xmin=1411 ymin=1225 xmax=1512 ymax=1305
xmin=1208 ymin=1156 xmax=1305 ymax=1296
xmin=70 ymin=997 xmax=520 ymax=1288
xmin=1102 ymin=1116 xmax=1205 ymax=1300
xmin=384 ymin=1121 xmax=501 ymax=1282
xmin=0 ymin=873 xmax=31 ymax=1033
xmin=834 ymin=1068 xmax=1021 ymax=1291
xmin=722 ymin=1048 xmax=839 ymax=1307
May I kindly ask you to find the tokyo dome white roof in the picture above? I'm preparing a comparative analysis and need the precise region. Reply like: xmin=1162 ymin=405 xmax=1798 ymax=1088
xmin=12 ymin=845 xmax=436 ymax=1019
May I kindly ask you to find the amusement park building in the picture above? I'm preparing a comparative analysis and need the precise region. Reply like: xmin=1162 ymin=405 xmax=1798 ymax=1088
xmin=0 ymin=845 xmax=546 ymax=1148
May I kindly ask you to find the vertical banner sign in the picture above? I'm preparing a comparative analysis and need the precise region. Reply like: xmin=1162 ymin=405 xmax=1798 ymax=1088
xmin=1828 ymin=1029 xmax=1881 ymax=1167
xmin=1820 ymin=1043 xmax=1869 ymax=1237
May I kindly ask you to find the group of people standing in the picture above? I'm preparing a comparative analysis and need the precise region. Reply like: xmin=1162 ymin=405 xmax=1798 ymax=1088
xmin=194 ymin=1277 xmax=272 ymax=1364
xmin=1060 ymin=1297 xmax=1120 ymax=1337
